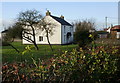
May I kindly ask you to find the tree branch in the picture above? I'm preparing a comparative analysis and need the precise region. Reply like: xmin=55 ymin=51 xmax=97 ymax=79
xmin=23 ymin=31 xmax=33 ymax=36
xmin=22 ymin=34 xmax=33 ymax=43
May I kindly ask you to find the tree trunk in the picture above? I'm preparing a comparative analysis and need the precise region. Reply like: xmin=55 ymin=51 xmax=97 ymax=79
xmin=33 ymin=41 xmax=39 ymax=50
xmin=11 ymin=38 xmax=15 ymax=42
xmin=46 ymin=33 xmax=53 ymax=51
xmin=9 ymin=44 xmax=20 ymax=53
xmin=31 ymin=25 xmax=39 ymax=50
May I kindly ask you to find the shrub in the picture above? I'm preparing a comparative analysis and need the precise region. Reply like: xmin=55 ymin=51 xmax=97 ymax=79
xmin=2 ymin=41 xmax=10 ymax=46
xmin=2 ymin=45 xmax=120 ymax=82
xmin=73 ymin=20 xmax=96 ymax=47
xmin=74 ymin=31 xmax=92 ymax=47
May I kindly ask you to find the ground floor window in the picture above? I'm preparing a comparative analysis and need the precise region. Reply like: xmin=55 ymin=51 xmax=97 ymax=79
xmin=64 ymin=35 xmax=66 ymax=43
xmin=28 ymin=36 xmax=31 ymax=39
xmin=39 ymin=36 xmax=43 ymax=41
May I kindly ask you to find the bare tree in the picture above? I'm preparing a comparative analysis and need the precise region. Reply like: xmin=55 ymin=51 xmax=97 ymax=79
xmin=17 ymin=9 xmax=42 ymax=50
xmin=74 ymin=19 xmax=95 ymax=32
xmin=38 ymin=19 xmax=56 ymax=51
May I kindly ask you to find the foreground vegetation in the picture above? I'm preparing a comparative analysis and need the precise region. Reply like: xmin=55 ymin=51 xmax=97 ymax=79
xmin=2 ymin=41 xmax=120 ymax=82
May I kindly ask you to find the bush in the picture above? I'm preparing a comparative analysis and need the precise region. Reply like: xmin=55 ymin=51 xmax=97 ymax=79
xmin=2 ymin=45 xmax=120 ymax=82
xmin=74 ymin=31 xmax=92 ymax=47
xmin=2 ymin=41 xmax=10 ymax=46
xmin=73 ymin=20 xmax=96 ymax=47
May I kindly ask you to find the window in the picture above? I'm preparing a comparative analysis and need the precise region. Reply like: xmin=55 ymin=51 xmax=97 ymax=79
xmin=28 ymin=36 xmax=31 ymax=39
xmin=70 ymin=27 xmax=73 ymax=31
xmin=39 ymin=36 xmax=43 ymax=41
xmin=64 ymin=26 xmax=65 ymax=33
xmin=64 ymin=35 xmax=66 ymax=42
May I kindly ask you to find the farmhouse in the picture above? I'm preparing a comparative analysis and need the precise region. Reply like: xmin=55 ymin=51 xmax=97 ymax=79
xmin=110 ymin=25 xmax=120 ymax=39
xmin=22 ymin=11 xmax=73 ymax=44
xmin=105 ymin=25 xmax=120 ymax=39
xmin=1 ymin=30 xmax=8 ymax=41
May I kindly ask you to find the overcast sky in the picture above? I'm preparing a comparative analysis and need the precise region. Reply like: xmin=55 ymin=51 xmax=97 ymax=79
xmin=0 ymin=2 xmax=118 ymax=32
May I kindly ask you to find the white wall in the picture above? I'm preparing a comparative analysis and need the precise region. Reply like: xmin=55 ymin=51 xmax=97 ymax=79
xmin=22 ymin=15 xmax=62 ymax=44
xmin=22 ymin=30 xmax=33 ymax=44
xmin=117 ymin=32 xmax=120 ymax=39
xmin=0 ymin=33 xmax=1 ymax=40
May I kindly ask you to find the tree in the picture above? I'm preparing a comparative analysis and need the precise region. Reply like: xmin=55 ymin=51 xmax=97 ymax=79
xmin=2 ymin=23 xmax=24 ymax=53
xmin=74 ymin=20 xmax=96 ymax=47
xmin=38 ymin=19 xmax=56 ymax=51
xmin=17 ymin=9 xmax=42 ymax=50
xmin=6 ymin=22 xmax=23 ymax=42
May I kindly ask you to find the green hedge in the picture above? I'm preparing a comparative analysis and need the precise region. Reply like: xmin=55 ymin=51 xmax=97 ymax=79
xmin=2 ymin=45 xmax=120 ymax=82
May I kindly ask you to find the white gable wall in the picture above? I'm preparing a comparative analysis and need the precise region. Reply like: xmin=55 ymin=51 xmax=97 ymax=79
xmin=38 ymin=16 xmax=62 ymax=44
xmin=22 ymin=15 xmax=62 ymax=44
xmin=106 ymin=27 xmax=111 ymax=33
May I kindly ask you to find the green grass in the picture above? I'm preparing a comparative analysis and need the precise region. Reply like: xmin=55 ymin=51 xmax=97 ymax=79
xmin=2 ymin=42 xmax=78 ymax=63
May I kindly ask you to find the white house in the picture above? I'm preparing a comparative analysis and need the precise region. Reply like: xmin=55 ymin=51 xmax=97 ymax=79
xmin=104 ymin=25 xmax=120 ymax=39
xmin=1 ymin=30 xmax=8 ymax=41
xmin=0 ymin=33 xmax=1 ymax=40
xmin=106 ymin=27 xmax=111 ymax=33
xmin=22 ymin=11 xmax=73 ymax=45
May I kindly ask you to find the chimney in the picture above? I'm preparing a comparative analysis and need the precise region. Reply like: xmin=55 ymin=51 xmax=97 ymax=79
xmin=60 ymin=15 xmax=64 ymax=19
xmin=46 ymin=10 xmax=51 ymax=16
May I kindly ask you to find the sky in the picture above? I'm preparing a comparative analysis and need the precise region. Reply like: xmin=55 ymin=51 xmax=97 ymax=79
xmin=0 ymin=2 xmax=118 ymax=32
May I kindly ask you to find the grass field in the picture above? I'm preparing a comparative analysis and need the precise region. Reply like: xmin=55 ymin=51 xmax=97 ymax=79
xmin=2 ymin=42 xmax=78 ymax=63
xmin=2 ymin=39 xmax=120 ymax=63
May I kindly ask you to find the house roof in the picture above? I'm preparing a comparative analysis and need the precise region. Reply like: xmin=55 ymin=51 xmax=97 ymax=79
xmin=104 ymin=25 xmax=120 ymax=32
xmin=97 ymin=31 xmax=108 ymax=34
xmin=104 ymin=27 xmax=110 ymax=31
xmin=50 ymin=15 xmax=72 ymax=26
xmin=1 ymin=30 xmax=8 ymax=33
xmin=111 ymin=25 xmax=120 ymax=30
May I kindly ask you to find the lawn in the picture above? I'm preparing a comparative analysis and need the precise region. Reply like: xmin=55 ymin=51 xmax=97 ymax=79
xmin=2 ymin=42 xmax=78 ymax=63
